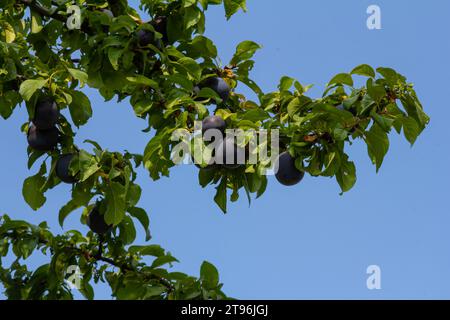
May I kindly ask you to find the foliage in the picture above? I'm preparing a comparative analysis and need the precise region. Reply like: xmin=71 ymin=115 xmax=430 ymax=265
xmin=0 ymin=0 xmax=429 ymax=299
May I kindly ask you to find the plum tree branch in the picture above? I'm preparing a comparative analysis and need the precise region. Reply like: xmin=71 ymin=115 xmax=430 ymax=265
xmin=93 ymin=236 xmax=174 ymax=292
xmin=19 ymin=0 xmax=67 ymax=22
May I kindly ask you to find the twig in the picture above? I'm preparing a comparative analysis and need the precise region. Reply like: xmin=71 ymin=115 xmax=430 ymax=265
xmin=19 ymin=0 xmax=67 ymax=22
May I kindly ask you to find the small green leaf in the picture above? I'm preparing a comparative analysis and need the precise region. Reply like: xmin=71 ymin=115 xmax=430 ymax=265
xmin=104 ymin=182 xmax=126 ymax=226
xmin=278 ymin=76 xmax=294 ymax=92
xmin=118 ymin=216 xmax=137 ymax=245
xmin=214 ymin=178 xmax=227 ymax=213
xmin=68 ymin=68 xmax=88 ymax=84
xmin=200 ymin=261 xmax=219 ymax=289
xmin=59 ymin=199 xmax=81 ymax=227
xmin=3 ymin=22 xmax=15 ymax=43
xmin=402 ymin=116 xmax=420 ymax=145
xmin=31 ymin=11 xmax=43 ymax=33
xmin=328 ymin=73 xmax=353 ymax=87
xmin=184 ymin=5 xmax=202 ymax=29
xmin=69 ymin=91 xmax=92 ymax=127
xmin=365 ymin=124 xmax=390 ymax=172
xmin=223 ymin=0 xmax=247 ymax=19
xmin=19 ymin=79 xmax=47 ymax=101
xmin=108 ymin=47 xmax=124 ymax=71
xmin=351 ymin=64 xmax=375 ymax=78
xmin=177 ymin=57 xmax=202 ymax=81
xmin=126 ymin=75 xmax=159 ymax=89
xmin=72 ymin=150 xmax=99 ymax=182
xmin=335 ymin=157 xmax=356 ymax=193
xmin=230 ymin=40 xmax=261 ymax=66
xmin=128 ymin=207 xmax=151 ymax=241
xmin=371 ymin=110 xmax=394 ymax=132
xmin=151 ymin=254 xmax=179 ymax=269
xmin=22 ymin=165 xmax=47 ymax=210
xmin=129 ymin=245 xmax=164 ymax=257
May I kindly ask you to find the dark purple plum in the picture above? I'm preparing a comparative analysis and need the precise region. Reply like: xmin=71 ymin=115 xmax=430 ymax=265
xmin=216 ymin=136 xmax=246 ymax=169
xmin=275 ymin=151 xmax=305 ymax=186
xmin=33 ymin=97 xmax=59 ymax=130
xmin=202 ymin=77 xmax=231 ymax=102
xmin=202 ymin=115 xmax=226 ymax=135
xmin=151 ymin=16 xmax=169 ymax=44
xmin=56 ymin=154 xmax=78 ymax=184
xmin=27 ymin=125 xmax=59 ymax=152
xmin=137 ymin=28 xmax=156 ymax=47
xmin=87 ymin=204 xmax=113 ymax=235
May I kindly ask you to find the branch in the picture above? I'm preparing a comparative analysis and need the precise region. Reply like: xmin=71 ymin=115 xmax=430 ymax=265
xmin=94 ymin=252 xmax=175 ymax=292
xmin=19 ymin=0 xmax=93 ymax=35
xmin=93 ymin=237 xmax=174 ymax=292
xmin=19 ymin=0 xmax=67 ymax=22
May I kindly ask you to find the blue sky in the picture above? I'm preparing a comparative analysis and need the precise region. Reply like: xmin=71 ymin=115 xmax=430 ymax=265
xmin=1 ymin=0 xmax=450 ymax=299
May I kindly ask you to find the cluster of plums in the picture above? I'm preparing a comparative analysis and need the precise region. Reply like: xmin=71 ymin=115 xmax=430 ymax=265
xmin=26 ymin=98 xmax=110 ymax=233
xmin=190 ymin=65 xmax=304 ymax=186
xmin=195 ymin=115 xmax=245 ymax=171
xmin=27 ymin=97 xmax=60 ymax=151
xmin=197 ymin=115 xmax=305 ymax=187
xmin=26 ymin=97 xmax=77 ymax=182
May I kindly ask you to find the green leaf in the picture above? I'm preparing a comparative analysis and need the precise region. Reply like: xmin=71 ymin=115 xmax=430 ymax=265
xmin=144 ymin=286 xmax=166 ymax=298
xmin=104 ymin=182 xmax=127 ymax=226
xmin=126 ymin=183 xmax=142 ymax=207
xmin=129 ymin=245 xmax=164 ymax=257
xmin=116 ymin=280 xmax=146 ymax=300
xmin=68 ymin=68 xmax=88 ymax=84
xmin=214 ymin=178 xmax=227 ymax=213
xmin=365 ymin=124 xmax=390 ymax=172
xmin=19 ymin=79 xmax=47 ymax=101
xmin=151 ymin=254 xmax=179 ymax=269
xmin=402 ymin=116 xmax=420 ymax=145
xmin=351 ymin=64 xmax=375 ymax=78
xmin=15 ymin=237 xmax=37 ymax=259
xmin=327 ymin=73 xmax=353 ymax=87
xmin=366 ymin=78 xmax=386 ymax=102
xmin=179 ymin=36 xmax=217 ymax=59
xmin=59 ymin=199 xmax=81 ymax=227
xmin=335 ymin=157 xmax=356 ymax=193
xmin=31 ymin=11 xmax=43 ymax=33
xmin=287 ymin=97 xmax=300 ymax=117
xmin=132 ymin=98 xmax=153 ymax=117
xmin=80 ymin=280 xmax=94 ymax=300
xmin=118 ymin=216 xmax=137 ymax=245
xmin=22 ymin=164 xmax=47 ymax=211
xmin=128 ymin=207 xmax=151 ymax=241
xmin=278 ymin=76 xmax=294 ymax=92
xmin=126 ymin=75 xmax=159 ymax=89
xmin=83 ymin=139 xmax=103 ymax=151
xmin=371 ymin=110 xmax=394 ymax=132
xmin=108 ymin=47 xmax=124 ymax=71
xmin=377 ymin=67 xmax=406 ymax=85
xmin=184 ymin=5 xmax=202 ymax=29
xmin=199 ymin=168 xmax=215 ymax=187
xmin=72 ymin=150 xmax=99 ymax=182
xmin=223 ymin=0 xmax=247 ymax=19
xmin=2 ymin=22 xmax=15 ymax=43
xmin=200 ymin=261 xmax=219 ymax=289
xmin=177 ymin=57 xmax=202 ymax=81
xmin=69 ymin=91 xmax=93 ymax=127
xmin=230 ymin=40 xmax=261 ymax=66
xmin=400 ymin=93 xmax=430 ymax=129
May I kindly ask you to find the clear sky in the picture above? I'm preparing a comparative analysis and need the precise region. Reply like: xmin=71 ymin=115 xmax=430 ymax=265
xmin=1 ymin=0 xmax=450 ymax=299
